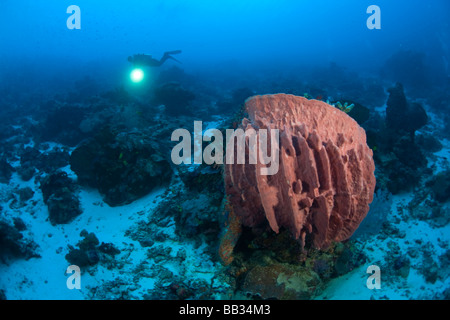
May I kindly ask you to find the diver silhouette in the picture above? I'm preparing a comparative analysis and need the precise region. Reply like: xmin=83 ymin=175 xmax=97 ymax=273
xmin=127 ymin=50 xmax=182 ymax=67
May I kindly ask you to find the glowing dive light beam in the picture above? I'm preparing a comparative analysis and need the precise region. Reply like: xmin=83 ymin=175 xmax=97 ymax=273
xmin=130 ymin=68 xmax=144 ymax=83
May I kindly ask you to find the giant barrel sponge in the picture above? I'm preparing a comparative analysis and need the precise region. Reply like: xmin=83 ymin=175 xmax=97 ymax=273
xmin=224 ymin=94 xmax=376 ymax=250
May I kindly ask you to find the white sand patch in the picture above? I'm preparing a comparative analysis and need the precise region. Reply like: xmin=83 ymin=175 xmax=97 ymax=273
xmin=318 ymin=189 xmax=450 ymax=300
xmin=0 ymin=168 xmax=167 ymax=299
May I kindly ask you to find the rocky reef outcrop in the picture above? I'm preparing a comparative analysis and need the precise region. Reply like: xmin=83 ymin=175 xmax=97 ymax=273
xmin=152 ymin=82 xmax=195 ymax=116
xmin=0 ymin=216 xmax=40 ymax=264
xmin=39 ymin=171 xmax=82 ymax=225
xmin=70 ymin=126 xmax=172 ymax=206
xmin=369 ymin=82 xmax=429 ymax=194
xmin=386 ymin=82 xmax=428 ymax=140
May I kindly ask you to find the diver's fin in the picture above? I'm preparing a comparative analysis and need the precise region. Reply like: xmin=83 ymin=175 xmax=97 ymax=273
xmin=159 ymin=51 xmax=182 ymax=65
xmin=167 ymin=55 xmax=182 ymax=64
xmin=161 ymin=50 xmax=182 ymax=64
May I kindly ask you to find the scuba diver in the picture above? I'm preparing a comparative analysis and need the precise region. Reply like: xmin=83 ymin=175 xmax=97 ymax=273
xmin=127 ymin=50 xmax=182 ymax=67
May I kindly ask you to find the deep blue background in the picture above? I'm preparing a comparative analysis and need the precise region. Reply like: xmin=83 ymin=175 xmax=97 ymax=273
xmin=0 ymin=1 xmax=448 ymax=92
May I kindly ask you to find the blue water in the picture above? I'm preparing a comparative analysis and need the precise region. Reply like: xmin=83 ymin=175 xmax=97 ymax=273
xmin=2 ymin=1 xmax=448 ymax=90
xmin=0 ymin=1 xmax=449 ymax=301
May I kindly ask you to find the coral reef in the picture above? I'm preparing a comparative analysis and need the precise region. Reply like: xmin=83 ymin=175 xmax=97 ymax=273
xmin=33 ymin=100 xmax=91 ymax=146
xmin=303 ymin=63 xmax=387 ymax=107
xmin=0 ymin=216 xmax=40 ymax=264
xmin=331 ymin=100 xmax=370 ymax=125
xmin=128 ymin=175 xmax=224 ymax=253
xmin=18 ymin=146 xmax=70 ymax=181
xmin=177 ymin=164 xmax=224 ymax=196
xmin=386 ymin=82 xmax=428 ymax=140
xmin=334 ymin=101 xmax=355 ymax=113
xmin=102 ymin=86 xmax=135 ymax=106
xmin=430 ymin=170 xmax=450 ymax=203
xmin=368 ymin=83 xmax=429 ymax=194
xmin=241 ymin=263 xmax=321 ymax=299
xmin=416 ymin=133 xmax=443 ymax=153
xmin=156 ymin=66 xmax=195 ymax=87
xmin=225 ymin=94 xmax=376 ymax=249
xmin=0 ymin=157 xmax=14 ymax=184
xmin=1 ymin=45 xmax=449 ymax=301
xmin=218 ymin=206 xmax=242 ymax=266
xmin=39 ymin=171 xmax=82 ymax=225
xmin=227 ymin=227 xmax=366 ymax=299
xmin=65 ymin=229 xmax=120 ymax=269
xmin=70 ymin=126 xmax=172 ymax=206
xmin=152 ymin=82 xmax=195 ymax=116
xmin=8 ymin=186 xmax=35 ymax=210
xmin=216 ymin=87 xmax=255 ymax=114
